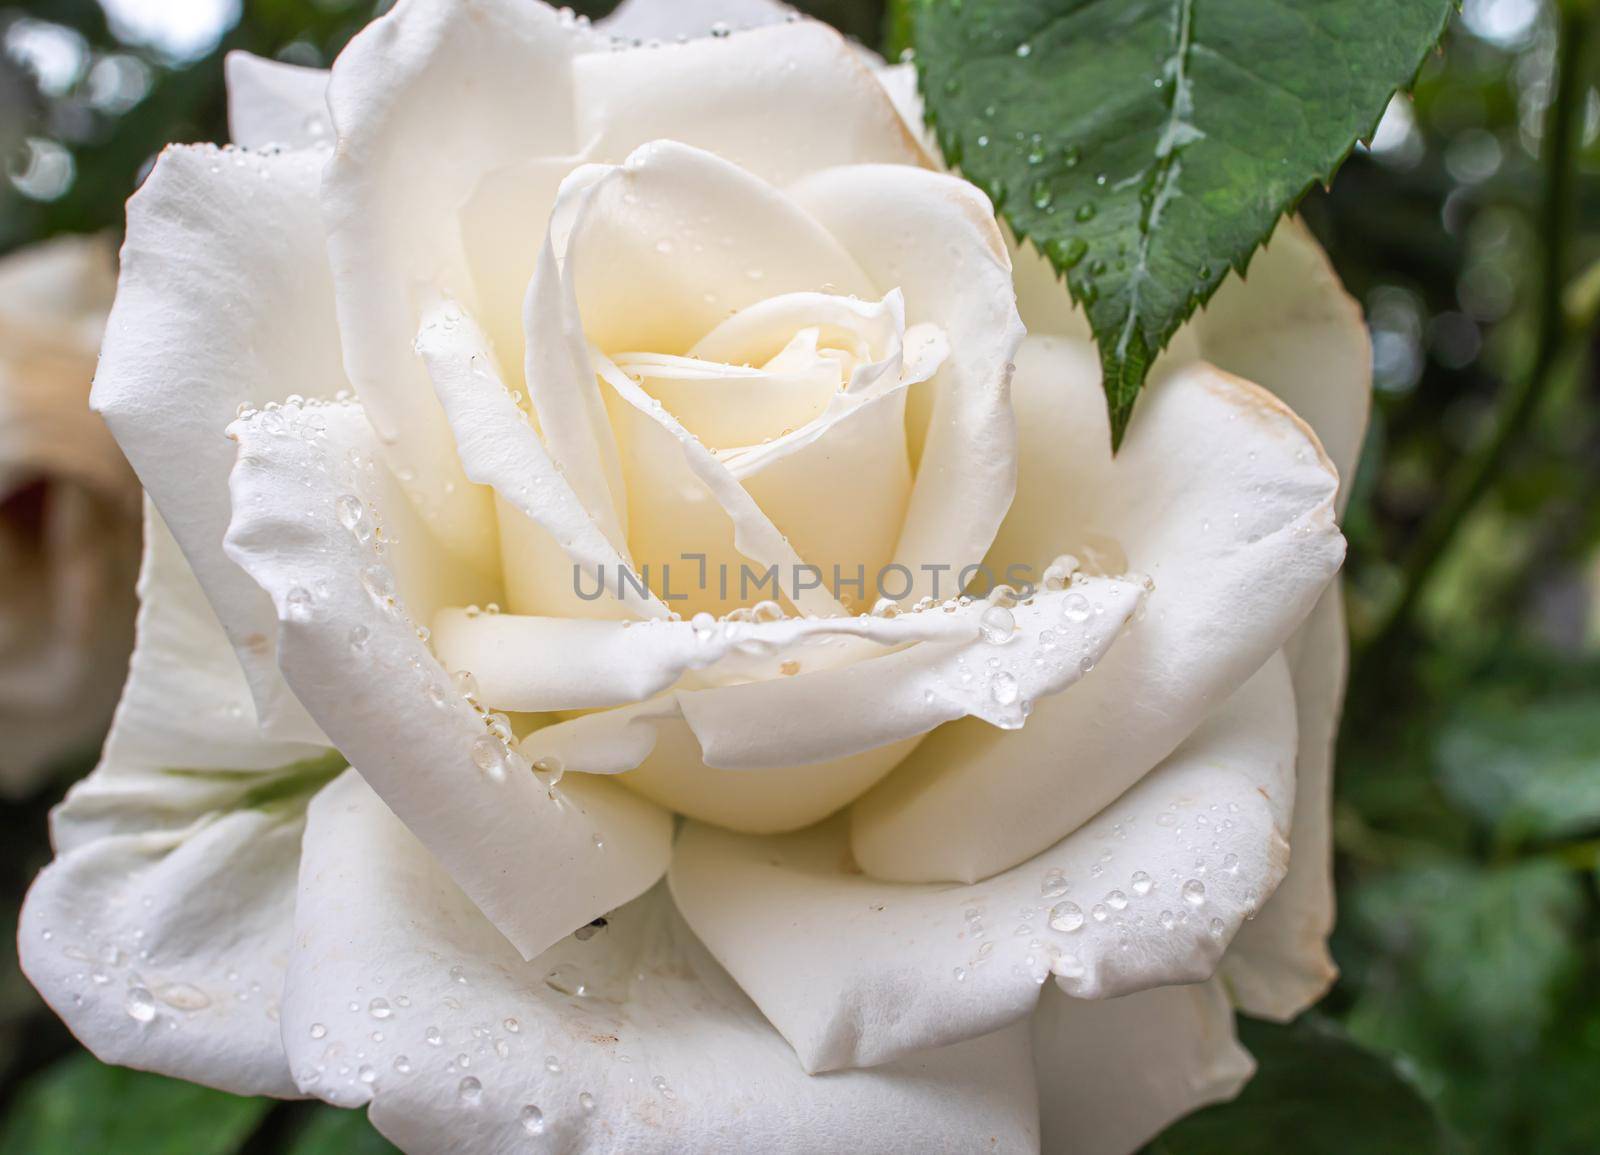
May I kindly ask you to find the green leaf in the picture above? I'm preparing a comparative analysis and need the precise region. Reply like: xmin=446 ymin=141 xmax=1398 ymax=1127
xmin=0 ymin=1053 xmax=269 ymax=1155
xmin=286 ymin=1107 xmax=401 ymax=1155
xmin=1145 ymin=1016 xmax=1452 ymax=1154
xmin=910 ymin=0 xmax=1454 ymax=445
xmin=1437 ymin=691 xmax=1600 ymax=846
xmin=1346 ymin=858 xmax=1584 ymax=1061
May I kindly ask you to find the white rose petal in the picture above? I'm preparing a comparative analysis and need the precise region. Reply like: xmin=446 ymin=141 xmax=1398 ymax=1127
xmin=669 ymin=655 xmax=1294 ymax=1072
xmin=18 ymin=510 xmax=331 ymax=1095
xmin=283 ymin=770 xmax=1042 ymax=1153
xmin=223 ymin=52 xmax=330 ymax=149
xmin=1031 ymin=978 xmax=1254 ymax=1155
xmin=223 ymin=402 xmax=672 ymax=959
xmin=851 ymin=352 xmax=1344 ymax=884
xmin=92 ymin=145 xmax=342 ymax=746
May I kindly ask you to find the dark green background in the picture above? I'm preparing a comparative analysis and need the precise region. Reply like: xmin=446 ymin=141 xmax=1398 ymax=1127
xmin=3 ymin=1 xmax=1599 ymax=1151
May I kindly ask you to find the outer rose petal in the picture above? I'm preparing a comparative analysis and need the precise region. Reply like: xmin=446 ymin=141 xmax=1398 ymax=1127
xmin=92 ymin=144 xmax=343 ymax=746
xmin=323 ymin=0 xmax=596 ymax=567
xmin=600 ymin=0 xmax=794 ymax=41
xmin=852 ymin=342 xmax=1344 ymax=883
xmin=223 ymin=401 xmax=672 ymax=960
xmin=1188 ymin=218 xmax=1368 ymax=1011
xmin=574 ymin=21 xmax=931 ymax=184
xmin=18 ymin=508 xmax=334 ymax=1096
xmin=669 ymin=656 xmax=1295 ymax=1072
xmin=223 ymin=52 xmax=330 ymax=149
xmin=283 ymin=770 xmax=1041 ymax=1154
xmin=1222 ymin=589 xmax=1344 ymax=1017
xmin=1193 ymin=217 xmax=1371 ymax=513
xmin=1031 ymin=979 xmax=1254 ymax=1155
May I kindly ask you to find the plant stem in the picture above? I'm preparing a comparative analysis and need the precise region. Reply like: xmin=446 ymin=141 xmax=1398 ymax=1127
xmin=1359 ymin=4 xmax=1591 ymax=663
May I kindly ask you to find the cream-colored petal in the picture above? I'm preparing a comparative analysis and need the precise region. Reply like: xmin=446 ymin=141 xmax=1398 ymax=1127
xmin=18 ymin=508 xmax=334 ymax=1097
xmin=433 ymin=602 xmax=982 ymax=713
xmin=523 ymin=579 xmax=1144 ymax=832
xmin=417 ymin=300 xmax=665 ymax=621
xmin=670 ymin=656 xmax=1294 ymax=1072
xmin=323 ymin=0 xmax=596 ymax=566
xmin=788 ymin=164 xmax=1024 ymax=601
xmin=282 ymin=771 xmax=1042 ymax=1153
xmin=599 ymin=0 xmax=793 ymax=42
xmin=574 ymin=21 xmax=930 ymax=183
xmin=223 ymin=400 xmax=671 ymax=960
xmin=852 ymin=339 xmax=1344 ymax=883
xmin=1193 ymin=218 xmax=1371 ymax=513
xmin=92 ymin=144 xmax=344 ymax=745
xmin=1032 ymin=979 xmax=1253 ymax=1155
xmin=223 ymin=52 xmax=330 ymax=148
xmin=1221 ymin=588 xmax=1344 ymax=1018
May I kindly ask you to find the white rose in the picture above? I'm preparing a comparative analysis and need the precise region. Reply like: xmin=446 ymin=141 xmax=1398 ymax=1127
xmin=20 ymin=2 xmax=1369 ymax=1153
xmin=0 ymin=235 xmax=140 ymax=796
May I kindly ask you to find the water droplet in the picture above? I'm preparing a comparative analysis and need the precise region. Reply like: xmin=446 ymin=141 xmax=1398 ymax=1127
xmin=545 ymin=1055 xmax=562 ymax=1074
xmin=1040 ymin=870 xmax=1069 ymax=899
xmin=358 ymin=1065 xmax=377 ymax=1085
xmin=1222 ymin=852 xmax=1240 ymax=875
xmin=1075 ymin=203 xmax=1097 ymax=222
xmin=1015 ymin=42 xmax=1032 ymax=57
xmin=979 ymin=605 xmax=1015 ymax=645
xmin=458 ymin=1076 xmax=483 ymax=1104
xmin=1182 ymin=879 xmax=1206 ymax=906
xmin=533 ymin=756 xmax=565 ymax=791
xmin=1106 ymin=890 xmax=1128 ymax=911
xmin=125 ymin=987 xmax=157 ymax=1023
xmin=335 ymin=494 xmax=366 ymax=533
xmin=360 ymin=564 xmax=395 ymax=603
xmin=991 ymin=671 xmax=1019 ymax=706
xmin=520 ymin=1105 xmax=545 ymax=1135
xmin=310 ymin=1022 xmax=328 ymax=1039
xmin=394 ymin=1055 xmax=413 ymax=1075
xmin=1131 ymin=871 xmax=1153 ymax=896
xmin=1049 ymin=902 xmax=1085 ymax=932
xmin=953 ymin=965 xmax=967 ymax=982
xmin=1060 ymin=593 xmax=1091 ymax=623
xmin=348 ymin=625 xmax=370 ymax=652
xmin=504 ymin=1017 xmax=520 ymax=1033
xmin=579 ymin=1090 xmax=596 ymax=1113
xmin=1208 ymin=917 xmax=1225 ymax=938
xmin=369 ymin=998 xmax=392 ymax=1020
xmin=284 ymin=587 xmax=314 ymax=622
xmin=1158 ymin=909 xmax=1177 ymax=929
xmin=425 ymin=1026 xmax=443 ymax=1046
xmin=471 ymin=737 xmax=508 ymax=782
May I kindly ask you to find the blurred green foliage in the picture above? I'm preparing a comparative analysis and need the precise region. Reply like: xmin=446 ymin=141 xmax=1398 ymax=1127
xmin=2 ymin=0 xmax=1598 ymax=1152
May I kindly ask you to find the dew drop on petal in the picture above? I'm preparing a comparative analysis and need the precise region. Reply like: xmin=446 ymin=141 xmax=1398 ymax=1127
xmin=520 ymin=1105 xmax=545 ymax=1135
xmin=125 ymin=987 xmax=156 ymax=1023
xmin=1049 ymin=902 xmax=1085 ymax=932
xmin=1182 ymin=879 xmax=1207 ymax=906
xmin=979 ymin=605 xmax=1016 ymax=645
xmin=458 ymin=1076 xmax=483 ymax=1105
xmin=1061 ymin=592 xmax=1091 ymax=623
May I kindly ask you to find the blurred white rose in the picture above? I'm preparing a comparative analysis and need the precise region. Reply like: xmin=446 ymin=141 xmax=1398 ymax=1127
xmin=0 ymin=235 xmax=139 ymax=797
xmin=20 ymin=2 xmax=1369 ymax=1152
